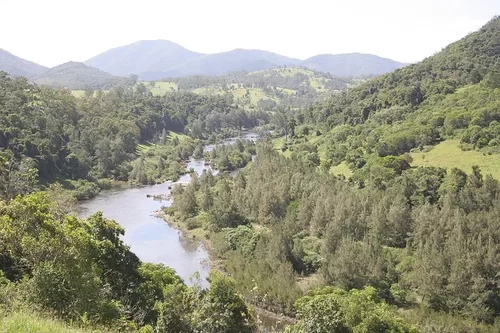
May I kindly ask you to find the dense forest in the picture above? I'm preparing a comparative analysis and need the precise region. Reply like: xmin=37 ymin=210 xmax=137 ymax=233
xmin=0 ymin=73 xmax=268 ymax=198
xmin=165 ymin=16 xmax=500 ymax=333
xmin=0 ymin=15 xmax=499 ymax=333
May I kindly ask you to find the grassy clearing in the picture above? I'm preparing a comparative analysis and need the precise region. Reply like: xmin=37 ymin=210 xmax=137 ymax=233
xmin=71 ymin=90 xmax=86 ymax=98
xmin=411 ymin=140 xmax=500 ymax=179
xmin=144 ymin=81 xmax=177 ymax=96
xmin=330 ymin=162 xmax=354 ymax=178
xmin=0 ymin=311 xmax=99 ymax=333
xmin=136 ymin=132 xmax=190 ymax=156
xmin=272 ymin=137 xmax=291 ymax=157
xmin=71 ymin=90 xmax=109 ymax=98
xmin=168 ymin=131 xmax=190 ymax=142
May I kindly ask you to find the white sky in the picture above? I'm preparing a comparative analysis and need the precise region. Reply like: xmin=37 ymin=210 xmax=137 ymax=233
xmin=0 ymin=0 xmax=498 ymax=67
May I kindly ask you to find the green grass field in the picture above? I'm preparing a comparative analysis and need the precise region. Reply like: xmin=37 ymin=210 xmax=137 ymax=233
xmin=71 ymin=90 xmax=109 ymax=98
xmin=272 ymin=137 xmax=291 ymax=157
xmin=330 ymin=162 xmax=354 ymax=178
xmin=136 ymin=131 xmax=190 ymax=155
xmin=411 ymin=140 xmax=500 ymax=179
xmin=145 ymin=81 xmax=177 ymax=96
xmin=0 ymin=311 xmax=99 ymax=333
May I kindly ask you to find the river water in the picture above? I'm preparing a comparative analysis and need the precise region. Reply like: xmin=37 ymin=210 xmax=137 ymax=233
xmin=78 ymin=132 xmax=286 ymax=331
xmin=78 ymin=132 xmax=259 ymax=285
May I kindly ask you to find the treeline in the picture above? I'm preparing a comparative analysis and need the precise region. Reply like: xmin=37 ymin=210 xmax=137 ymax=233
xmin=0 ymin=72 xmax=267 ymax=199
xmin=164 ymin=67 xmax=348 ymax=91
xmin=170 ymin=142 xmax=500 ymax=332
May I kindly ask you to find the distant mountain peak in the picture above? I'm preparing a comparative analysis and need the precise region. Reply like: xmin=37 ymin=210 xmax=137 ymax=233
xmin=0 ymin=48 xmax=48 ymax=78
xmin=33 ymin=61 xmax=126 ymax=90
xmin=84 ymin=41 xmax=405 ymax=80
xmin=301 ymin=53 xmax=406 ymax=77
xmin=85 ymin=40 xmax=202 ymax=77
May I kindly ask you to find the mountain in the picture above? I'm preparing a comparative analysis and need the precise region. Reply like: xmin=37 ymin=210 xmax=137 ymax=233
xmin=85 ymin=40 xmax=202 ymax=77
xmin=0 ymin=48 xmax=48 ymax=78
xmin=300 ymin=53 xmax=406 ymax=77
xmin=85 ymin=40 xmax=404 ymax=80
xmin=33 ymin=61 xmax=129 ymax=90
xmin=145 ymin=49 xmax=300 ymax=80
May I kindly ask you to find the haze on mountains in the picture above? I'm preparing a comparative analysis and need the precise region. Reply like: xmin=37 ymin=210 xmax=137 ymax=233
xmin=85 ymin=40 xmax=406 ymax=79
xmin=32 ymin=61 xmax=131 ymax=90
xmin=0 ymin=48 xmax=47 ymax=78
xmin=0 ymin=40 xmax=406 ymax=88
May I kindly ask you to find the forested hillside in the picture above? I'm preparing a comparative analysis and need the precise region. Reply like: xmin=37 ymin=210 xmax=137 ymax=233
xmin=163 ymin=16 xmax=500 ymax=333
xmin=277 ymin=16 xmax=500 ymax=181
xmin=33 ymin=62 xmax=135 ymax=90
xmin=144 ymin=67 xmax=357 ymax=110
xmin=0 ymin=72 xmax=267 ymax=199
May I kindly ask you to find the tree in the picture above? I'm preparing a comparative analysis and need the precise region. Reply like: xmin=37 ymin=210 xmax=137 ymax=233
xmin=191 ymin=271 xmax=256 ymax=333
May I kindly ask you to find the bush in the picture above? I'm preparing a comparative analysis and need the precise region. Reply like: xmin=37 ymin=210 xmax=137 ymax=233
xmin=97 ymin=178 xmax=113 ymax=190
xmin=185 ymin=218 xmax=202 ymax=230
xmin=70 ymin=180 xmax=100 ymax=200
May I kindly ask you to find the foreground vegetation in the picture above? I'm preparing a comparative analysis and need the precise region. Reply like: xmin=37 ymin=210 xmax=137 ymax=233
xmin=0 ymin=311 xmax=99 ymax=333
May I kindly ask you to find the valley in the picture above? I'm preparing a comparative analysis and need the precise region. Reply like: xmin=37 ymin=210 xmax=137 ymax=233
xmin=0 ymin=11 xmax=499 ymax=333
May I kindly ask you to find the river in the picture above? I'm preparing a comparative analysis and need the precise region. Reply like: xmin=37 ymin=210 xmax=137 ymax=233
xmin=78 ymin=132 xmax=286 ymax=331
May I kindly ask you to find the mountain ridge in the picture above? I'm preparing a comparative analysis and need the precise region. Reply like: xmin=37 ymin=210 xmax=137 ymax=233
xmin=33 ymin=61 xmax=131 ymax=89
xmin=85 ymin=40 xmax=405 ymax=79
xmin=0 ymin=48 xmax=48 ymax=78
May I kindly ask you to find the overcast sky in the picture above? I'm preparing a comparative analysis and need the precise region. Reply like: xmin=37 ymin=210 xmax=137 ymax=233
xmin=0 ymin=0 xmax=498 ymax=67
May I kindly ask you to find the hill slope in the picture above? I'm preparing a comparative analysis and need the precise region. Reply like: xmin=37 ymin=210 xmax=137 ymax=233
xmin=85 ymin=40 xmax=202 ymax=77
xmin=0 ymin=48 xmax=47 ymax=78
xmin=33 ymin=61 xmax=129 ymax=89
xmin=301 ymin=53 xmax=406 ymax=77
xmin=143 ymin=67 xmax=358 ymax=109
xmin=276 ymin=16 xmax=500 ymax=180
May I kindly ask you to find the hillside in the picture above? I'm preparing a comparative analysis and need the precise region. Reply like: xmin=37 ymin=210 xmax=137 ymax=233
xmin=33 ymin=61 xmax=131 ymax=89
xmin=276 ymin=16 xmax=500 ymax=182
xmin=85 ymin=40 xmax=202 ymax=77
xmin=86 ymin=40 xmax=404 ymax=79
xmin=301 ymin=53 xmax=406 ymax=77
xmin=0 ymin=48 xmax=47 ymax=78
xmin=142 ymin=67 xmax=358 ymax=109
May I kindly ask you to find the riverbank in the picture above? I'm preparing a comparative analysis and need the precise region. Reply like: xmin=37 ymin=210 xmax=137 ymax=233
xmin=155 ymin=210 xmax=209 ymax=244
xmin=156 ymin=210 xmax=297 ymax=331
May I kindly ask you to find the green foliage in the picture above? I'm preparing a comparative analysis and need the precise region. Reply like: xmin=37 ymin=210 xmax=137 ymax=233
xmin=0 ymin=311 xmax=102 ymax=333
xmin=0 ymin=192 xmax=259 ymax=332
xmin=171 ymin=138 xmax=500 ymax=330
xmin=205 ymin=139 xmax=256 ymax=171
xmin=0 ymin=71 xmax=268 ymax=198
xmin=191 ymin=271 xmax=256 ymax=333
xmin=287 ymin=287 xmax=419 ymax=333
xmin=155 ymin=67 xmax=355 ymax=111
